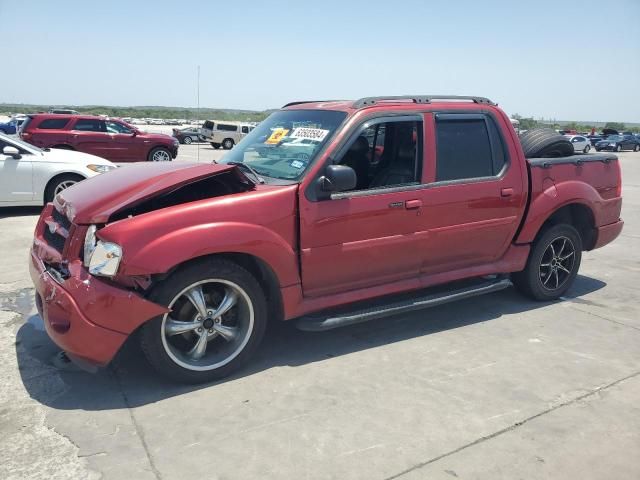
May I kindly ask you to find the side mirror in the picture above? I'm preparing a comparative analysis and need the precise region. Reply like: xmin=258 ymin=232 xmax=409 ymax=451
xmin=2 ymin=146 xmax=21 ymax=159
xmin=131 ymin=130 xmax=138 ymax=136
xmin=317 ymin=164 xmax=357 ymax=198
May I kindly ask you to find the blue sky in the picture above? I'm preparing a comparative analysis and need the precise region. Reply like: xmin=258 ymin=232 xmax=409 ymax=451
xmin=2 ymin=0 xmax=639 ymax=122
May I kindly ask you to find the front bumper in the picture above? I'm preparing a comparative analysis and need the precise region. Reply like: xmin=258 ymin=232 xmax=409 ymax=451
xmin=29 ymin=249 xmax=168 ymax=367
xmin=171 ymin=144 xmax=179 ymax=158
xmin=593 ymin=219 xmax=624 ymax=249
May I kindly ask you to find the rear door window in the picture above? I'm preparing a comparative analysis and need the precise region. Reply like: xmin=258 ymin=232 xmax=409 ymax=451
xmin=435 ymin=114 xmax=506 ymax=182
xmin=37 ymin=118 xmax=70 ymax=129
xmin=203 ymin=121 xmax=215 ymax=129
xmin=73 ymin=119 xmax=106 ymax=132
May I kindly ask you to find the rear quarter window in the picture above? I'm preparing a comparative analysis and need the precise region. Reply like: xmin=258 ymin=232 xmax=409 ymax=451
xmin=435 ymin=114 xmax=506 ymax=182
xmin=37 ymin=118 xmax=70 ymax=129
xmin=217 ymin=124 xmax=238 ymax=132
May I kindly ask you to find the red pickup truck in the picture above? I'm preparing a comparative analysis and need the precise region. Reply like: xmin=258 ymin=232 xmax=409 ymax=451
xmin=20 ymin=114 xmax=179 ymax=162
xmin=29 ymin=96 xmax=623 ymax=383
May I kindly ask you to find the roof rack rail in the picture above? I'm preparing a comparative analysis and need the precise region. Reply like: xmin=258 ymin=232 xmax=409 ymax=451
xmin=352 ymin=95 xmax=496 ymax=109
xmin=282 ymin=100 xmax=343 ymax=108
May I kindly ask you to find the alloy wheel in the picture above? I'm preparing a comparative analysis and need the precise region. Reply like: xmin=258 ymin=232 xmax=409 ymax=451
xmin=160 ymin=279 xmax=254 ymax=371
xmin=152 ymin=149 xmax=171 ymax=161
xmin=54 ymin=180 xmax=77 ymax=196
xmin=539 ymin=236 xmax=576 ymax=291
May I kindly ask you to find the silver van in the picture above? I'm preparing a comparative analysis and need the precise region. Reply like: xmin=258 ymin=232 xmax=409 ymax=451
xmin=204 ymin=121 xmax=255 ymax=149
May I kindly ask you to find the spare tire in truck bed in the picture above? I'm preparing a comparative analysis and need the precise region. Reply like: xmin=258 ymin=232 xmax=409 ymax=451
xmin=519 ymin=128 xmax=574 ymax=158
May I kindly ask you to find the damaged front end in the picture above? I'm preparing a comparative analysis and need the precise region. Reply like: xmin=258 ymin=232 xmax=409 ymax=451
xmin=31 ymin=163 xmax=255 ymax=368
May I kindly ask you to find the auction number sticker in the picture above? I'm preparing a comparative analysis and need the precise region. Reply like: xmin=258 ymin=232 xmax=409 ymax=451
xmin=266 ymin=128 xmax=289 ymax=144
xmin=290 ymin=127 xmax=330 ymax=142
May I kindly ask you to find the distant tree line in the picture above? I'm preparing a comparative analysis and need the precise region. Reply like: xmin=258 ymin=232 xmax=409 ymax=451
xmin=511 ymin=114 xmax=638 ymax=133
xmin=0 ymin=104 xmax=271 ymax=122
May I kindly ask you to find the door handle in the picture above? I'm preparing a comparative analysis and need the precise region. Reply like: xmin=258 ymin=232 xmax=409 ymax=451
xmin=405 ymin=199 xmax=422 ymax=209
xmin=501 ymin=188 xmax=514 ymax=197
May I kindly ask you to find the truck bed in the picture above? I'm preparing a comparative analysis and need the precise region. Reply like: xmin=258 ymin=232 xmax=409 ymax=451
xmin=517 ymin=152 xmax=622 ymax=246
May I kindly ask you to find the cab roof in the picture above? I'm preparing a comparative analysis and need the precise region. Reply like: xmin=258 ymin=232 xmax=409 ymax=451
xmin=282 ymin=95 xmax=496 ymax=112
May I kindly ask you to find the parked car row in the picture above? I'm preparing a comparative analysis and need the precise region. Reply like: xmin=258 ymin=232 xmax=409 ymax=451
xmin=565 ymin=134 xmax=640 ymax=153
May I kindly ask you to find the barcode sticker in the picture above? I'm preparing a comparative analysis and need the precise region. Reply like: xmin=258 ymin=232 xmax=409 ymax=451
xmin=290 ymin=127 xmax=329 ymax=142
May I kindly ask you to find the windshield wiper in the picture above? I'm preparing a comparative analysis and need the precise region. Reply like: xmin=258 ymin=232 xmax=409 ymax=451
xmin=226 ymin=162 xmax=265 ymax=184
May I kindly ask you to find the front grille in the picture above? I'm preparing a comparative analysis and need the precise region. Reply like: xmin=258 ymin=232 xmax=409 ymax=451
xmin=43 ymin=227 xmax=66 ymax=253
xmin=41 ymin=207 xmax=73 ymax=255
xmin=52 ymin=207 xmax=71 ymax=231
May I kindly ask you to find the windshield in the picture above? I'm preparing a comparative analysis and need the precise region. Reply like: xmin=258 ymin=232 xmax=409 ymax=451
xmin=0 ymin=133 xmax=42 ymax=153
xmin=220 ymin=109 xmax=347 ymax=180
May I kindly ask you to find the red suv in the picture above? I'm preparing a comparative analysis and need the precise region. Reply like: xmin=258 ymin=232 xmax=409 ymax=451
xmin=20 ymin=114 xmax=179 ymax=162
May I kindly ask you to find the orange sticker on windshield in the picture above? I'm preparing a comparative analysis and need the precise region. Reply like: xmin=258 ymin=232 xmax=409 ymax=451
xmin=265 ymin=128 xmax=289 ymax=144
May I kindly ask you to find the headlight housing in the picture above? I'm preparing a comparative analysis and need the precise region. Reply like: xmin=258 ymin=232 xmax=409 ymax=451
xmin=83 ymin=226 xmax=122 ymax=277
xmin=87 ymin=164 xmax=117 ymax=173
xmin=609 ymin=143 xmax=617 ymax=147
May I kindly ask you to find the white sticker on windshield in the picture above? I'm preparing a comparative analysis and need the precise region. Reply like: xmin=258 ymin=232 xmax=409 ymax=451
xmin=290 ymin=127 xmax=329 ymax=142
xmin=290 ymin=160 xmax=305 ymax=169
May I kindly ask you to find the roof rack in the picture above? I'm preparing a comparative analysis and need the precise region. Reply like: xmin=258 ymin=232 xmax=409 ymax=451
xmin=282 ymin=100 xmax=344 ymax=108
xmin=352 ymin=95 xmax=496 ymax=109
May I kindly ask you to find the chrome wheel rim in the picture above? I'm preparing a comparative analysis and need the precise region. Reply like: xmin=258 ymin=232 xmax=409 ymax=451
xmin=184 ymin=136 xmax=192 ymax=144
xmin=54 ymin=180 xmax=77 ymax=196
xmin=152 ymin=149 xmax=171 ymax=161
xmin=539 ymin=236 xmax=575 ymax=291
xmin=160 ymin=279 xmax=254 ymax=371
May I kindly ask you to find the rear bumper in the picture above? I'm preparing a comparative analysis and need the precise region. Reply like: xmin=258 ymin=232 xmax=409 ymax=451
xmin=29 ymin=249 xmax=168 ymax=367
xmin=593 ymin=219 xmax=624 ymax=249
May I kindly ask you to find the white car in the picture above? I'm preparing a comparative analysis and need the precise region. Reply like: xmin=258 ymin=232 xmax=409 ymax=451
xmin=0 ymin=133 xmax=116 ymax=207
xmin=565 ymin=135 xmax=591 ymax=154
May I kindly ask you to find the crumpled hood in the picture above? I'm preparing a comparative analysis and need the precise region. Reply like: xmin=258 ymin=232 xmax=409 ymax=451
xmin=56 ymin=162 xmax=238 ymax=224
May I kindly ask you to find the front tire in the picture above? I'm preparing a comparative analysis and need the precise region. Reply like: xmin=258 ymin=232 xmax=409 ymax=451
xmin=183 ymin=136 xmax=193 ymax=145
xmin=44 ymin=174 xmax=84 ymax=203
xmin=512 ymin=224 xmax=582 ymax=301
xmin=634 ymin=145 xmax=639 ymax=152
xmin=140 ymin=259 xmax=268 ymax=383
xmin=210 ymin=142 xmax=221 ymax=149
xmin=222 ymin=138 xmax=235 ymax=150
xmin=148 ymin=146 xmax=172 ymax=162
xmin=615 ymin=144 xmax=622 ymax=152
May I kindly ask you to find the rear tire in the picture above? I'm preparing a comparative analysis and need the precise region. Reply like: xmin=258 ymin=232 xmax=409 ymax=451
xmin=512 ymin=224 xmax=582 ymax=301
xmin=615 ymin=144 xmax=622 ymax=152
xmin=634 ymin=145 xmax=639 ymax=152
xmin=140 ymin=259 xmax=268 ymax=383
xmin=583 ymin=145 xmax=591 ymax=153
xmin=519 ymin=128 xmax=574 ymax=158
xmin=222 ymin=138 xmax=235 ymax=150
xmin=44 ymin=173 xmax=84 ymax=203
xmin=210 ymin=142 xmax=221 ymax=149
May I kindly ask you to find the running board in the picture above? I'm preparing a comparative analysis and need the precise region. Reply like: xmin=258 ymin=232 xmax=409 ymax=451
xmin=296 ymin=277 xmax=512 ymax=332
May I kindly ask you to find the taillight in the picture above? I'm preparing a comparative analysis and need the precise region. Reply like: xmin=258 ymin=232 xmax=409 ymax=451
xmin=616 ymin=162 xmax=622 ymax=197
xmin=22 ymin=132 xmax=31 ymax=139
